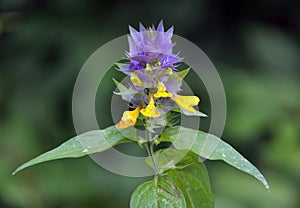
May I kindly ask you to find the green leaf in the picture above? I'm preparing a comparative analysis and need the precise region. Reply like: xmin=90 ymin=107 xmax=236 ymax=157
xmin=167 ymin=152 xmax=215 ymax=208
xmin=144 ymin=149 xmax=214 ymax=208
xmin=180 ymin=108 xmax=208 ymax=117
xmin=171 ymin=108 xmax=207 ymax=117
xmin=161 ymin=127 xmax=270 ymax=190
xmin=13 ymin=126 xmax=137 ymax=175
xmin=176 ymin=68 xmax=190 ymax=79
xmin=145 ymin=148 xmax=187 ymax=173
xmin=112 ymin=78 xmax=137 ymax=102
xmin=112 ymin=78 xmax=128 ymax=92
xmin=130 ymin=175 xmax=186 ymax=208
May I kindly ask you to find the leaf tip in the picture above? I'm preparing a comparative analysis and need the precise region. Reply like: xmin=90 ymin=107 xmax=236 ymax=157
xmin=200 ymin=113 xmax=208 ymax=117
xmin=263 ymin=180 xmax=270 ymax=192
xmin=12 ymin=169 xmax=19 ymax=176
xmin=112 ymin=78 xmax=118 ymax=84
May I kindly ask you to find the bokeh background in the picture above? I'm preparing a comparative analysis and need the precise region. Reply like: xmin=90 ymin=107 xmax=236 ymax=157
xmin=1 ymin=0 xmax=300 ymax=207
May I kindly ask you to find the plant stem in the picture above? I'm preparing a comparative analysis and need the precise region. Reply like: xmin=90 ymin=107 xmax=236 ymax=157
xmin=146 ymin=130 xmax=159 ymax=176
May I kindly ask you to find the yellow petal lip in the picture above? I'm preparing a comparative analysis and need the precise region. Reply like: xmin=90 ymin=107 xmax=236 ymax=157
xmin=154 ymin=91 xmax=172 ymax=98
xmin=116 ymin=105 xmax=141 ymax=129
xmin=173 ymin=95 xmax=200 ymax=112
xmin=130 ymin=73 xmax=144 ymax=87
xmin=140 ymin=94 xmax=160 ymax=117
xmin=154 ymin=81 xmax=172 ymax=98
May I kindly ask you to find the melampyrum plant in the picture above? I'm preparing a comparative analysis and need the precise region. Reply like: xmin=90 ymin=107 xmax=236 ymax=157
xmin=14 ymin=21 xmax=269 ymax=208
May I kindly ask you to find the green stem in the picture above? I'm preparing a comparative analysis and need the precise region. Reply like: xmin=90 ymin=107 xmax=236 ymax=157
xmin=146 ymin=130 xmax=159 ymax=176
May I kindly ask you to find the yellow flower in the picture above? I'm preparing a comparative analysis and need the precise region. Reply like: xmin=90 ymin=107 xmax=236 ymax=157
xmin=155 ymin=61 xmax=161 ymax=66
xmin=140 ymin=95 xmax=160 ymax=117
xmin=173 ymin=95 xmax=200 ymax=112
xmin=166 ymin=67 xmax=173 ymax=75
xmin=154 ymin=81 xmax=172 ymax=98
xmin=130 ymin=73 xmax=144 ymax=87
xmin=116 ymin=105 xmax=141 ymax=129
xmin=145 ymin=63 xmax=152 ymax=74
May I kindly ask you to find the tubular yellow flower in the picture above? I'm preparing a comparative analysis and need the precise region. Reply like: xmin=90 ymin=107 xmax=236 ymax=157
xmin=116 ymin=105 xmax=141 ymax=128
xmin=154 ymin=81 xmax=172 ymax=98
xmin=130 ymin=73 xmax=144 ymax=87
xmin=140 ymin=95 xmax=160 ymax=117
xmin=173 ymin=95 xmax=200 ymax=113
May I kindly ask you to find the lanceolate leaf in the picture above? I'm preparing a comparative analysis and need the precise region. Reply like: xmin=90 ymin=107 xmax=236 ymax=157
xmin=112 ymin=78 xmax=137 ymax=102
xmin=13 ymin=126 xmax=136 ymax=175
xmin=176 ymin=68 xmax=190 ymax=79
xmin=161 ymin=127 xmax=270 ymax=190
xmin=130 ymin=175 xmax=186 ymax=208
xmin=180 ymin=108 xmax=208 ymax=117
xmin=171 ymin=108 xmax=207 ymax=117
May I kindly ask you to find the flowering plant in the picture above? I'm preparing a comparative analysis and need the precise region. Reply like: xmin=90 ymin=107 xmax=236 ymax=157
xmin=14 ymin=21 xmax=269 ymax=207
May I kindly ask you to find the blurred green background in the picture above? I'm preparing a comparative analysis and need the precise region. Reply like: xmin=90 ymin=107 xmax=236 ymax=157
xmin=1 ymin=0 xmax=300 ymax=207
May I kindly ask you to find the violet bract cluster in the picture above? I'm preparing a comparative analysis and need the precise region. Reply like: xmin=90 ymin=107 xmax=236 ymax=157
xmin=115 ymin=21 xmax=206 ymax=130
